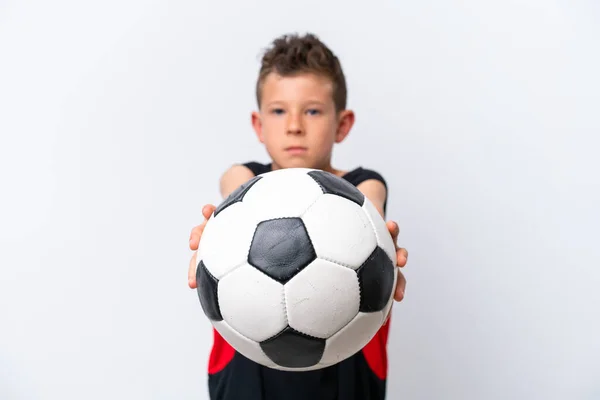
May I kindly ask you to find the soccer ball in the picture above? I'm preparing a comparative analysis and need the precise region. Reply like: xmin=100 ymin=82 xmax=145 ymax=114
xmin=196 ymin=168 xmax=397 ymax=371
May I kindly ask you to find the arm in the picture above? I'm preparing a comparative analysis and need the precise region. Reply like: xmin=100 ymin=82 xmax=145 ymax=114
xmin=356 ymin=179 xmax=387 ymax=218
xmin=219 ymin=164 xmax=256 ymax=199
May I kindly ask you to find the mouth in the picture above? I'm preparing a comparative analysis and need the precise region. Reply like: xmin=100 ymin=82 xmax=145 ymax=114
xmin=285 ymin=146 xmax=308 ymax=154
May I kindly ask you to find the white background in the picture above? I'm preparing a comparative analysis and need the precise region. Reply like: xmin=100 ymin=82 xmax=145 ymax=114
xmin=1 ymin=0 xmax=599 ymax=399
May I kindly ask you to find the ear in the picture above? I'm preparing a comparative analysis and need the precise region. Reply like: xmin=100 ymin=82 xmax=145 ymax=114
xmin=335 ymin=110 xmax=355 ymax=143
xmin=251 ymin=111 xmax=264 ymax=143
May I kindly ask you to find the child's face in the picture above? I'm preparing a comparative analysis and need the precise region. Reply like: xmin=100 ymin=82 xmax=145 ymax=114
xmin=252 ymin=72 xmax=354 ymax=172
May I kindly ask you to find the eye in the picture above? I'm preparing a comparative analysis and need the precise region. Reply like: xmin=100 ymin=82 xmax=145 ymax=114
xmin=271 ymin=108 xmax=285 ymax=115
xmin=306 ymin=109 xmax=321 ymax=116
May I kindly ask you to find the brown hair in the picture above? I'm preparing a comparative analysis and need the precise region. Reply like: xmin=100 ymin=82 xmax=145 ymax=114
xmin=256 ymin=33 xmax=347 ymax=112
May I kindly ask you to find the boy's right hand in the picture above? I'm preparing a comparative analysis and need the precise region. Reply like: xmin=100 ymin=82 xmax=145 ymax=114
xmin=188 ymin=204 xmax=216 ymax=289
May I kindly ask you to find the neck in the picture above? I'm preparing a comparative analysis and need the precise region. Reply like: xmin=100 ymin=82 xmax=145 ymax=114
xmin=322 ymin=164 xmax=345 ymax=177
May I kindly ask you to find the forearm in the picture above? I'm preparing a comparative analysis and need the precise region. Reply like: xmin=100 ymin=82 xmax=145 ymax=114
xmin=356 ymin=179 xmax=387 ymax=218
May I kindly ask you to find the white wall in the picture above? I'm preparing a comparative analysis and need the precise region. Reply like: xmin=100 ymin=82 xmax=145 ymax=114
xmin=1 ymin=0 xmax=599 ymax=399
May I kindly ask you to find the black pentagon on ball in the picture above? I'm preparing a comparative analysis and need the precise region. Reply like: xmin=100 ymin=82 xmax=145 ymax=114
xmin=196 ymin=260 xmax=223 ymax=321
xmin=307 ymin=170 xmax=364 ymax=207
xmin=260 ymin=326 xmax=326 ymax=368
xmin=356 ymin=246 xmax=395 ymax=313
xmin=213 ymin=175 xmax=262 ymax=217
xmin=248 ymin=217 xmax=316 ymax=284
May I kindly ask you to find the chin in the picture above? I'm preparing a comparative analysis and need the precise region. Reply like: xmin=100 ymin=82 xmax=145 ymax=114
xmin=276 ymin=157 xmax=316 ymax=170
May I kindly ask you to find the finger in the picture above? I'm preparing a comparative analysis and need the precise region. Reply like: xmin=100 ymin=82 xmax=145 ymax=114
xmin=189 ymin=223 xmax=201 ymax=240
xmin=396 ymin=247 xmax=408 ymax=268
xmin=189 ymin=223 xmax=206 ymax=251
xmin=386 ymin=220 xmax=399 ymax=240
xmin=202 ymin=204 xmax=216 ymax=220
xmin=188 ymin=251 xmax=198 ymax=289
xmin=394 ymin=269 xmax=406 ymax=302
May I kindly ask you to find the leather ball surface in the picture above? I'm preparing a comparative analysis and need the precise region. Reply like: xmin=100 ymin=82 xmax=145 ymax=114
xmin=196 ymin=168 xmax=397 ymax=371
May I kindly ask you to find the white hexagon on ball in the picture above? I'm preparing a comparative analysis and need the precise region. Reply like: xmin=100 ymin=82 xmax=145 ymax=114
xmin=242 ymin=168 xmax=324 ymax=221
xmin=302 ymin=193 xmax=377 ymax=269
xmin=199 ymin=202 xmax=258 ymax=279
xmin=319 ymin=311 xmax=384 ymax=366
xmin=284 ymin=259 xmax=360 ymax=339
xmin=217 ymin=263 xmax=287 ymax=343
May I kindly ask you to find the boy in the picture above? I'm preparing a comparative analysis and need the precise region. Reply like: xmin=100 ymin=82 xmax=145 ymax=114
xmin=187 ymin=33 xmax=409 ymax=400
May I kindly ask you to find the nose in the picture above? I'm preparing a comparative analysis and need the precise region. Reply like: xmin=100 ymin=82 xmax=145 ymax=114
xmin=286 ymin=112 xmax=303 ymax=135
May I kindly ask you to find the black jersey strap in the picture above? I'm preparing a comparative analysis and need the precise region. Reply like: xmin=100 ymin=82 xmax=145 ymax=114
xmin=242 ymin=162 xmax=272 ymax=176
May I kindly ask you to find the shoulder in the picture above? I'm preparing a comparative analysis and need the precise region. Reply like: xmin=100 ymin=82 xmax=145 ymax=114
xmin=221 ymin=161 xmax=270 ymax=181
xmin=343 ymin=166 xmax=387 ymax=189
xmin=219 ymin=162 xmax=269 ymax=198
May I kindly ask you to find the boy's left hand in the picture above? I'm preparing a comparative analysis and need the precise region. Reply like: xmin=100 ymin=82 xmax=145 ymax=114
xmin=386 ymin=221 xmax=408 ymax=302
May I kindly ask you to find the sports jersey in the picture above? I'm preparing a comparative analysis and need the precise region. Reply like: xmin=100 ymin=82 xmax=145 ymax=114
xmin=206 ymin=162 xmax=392 ymax=400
